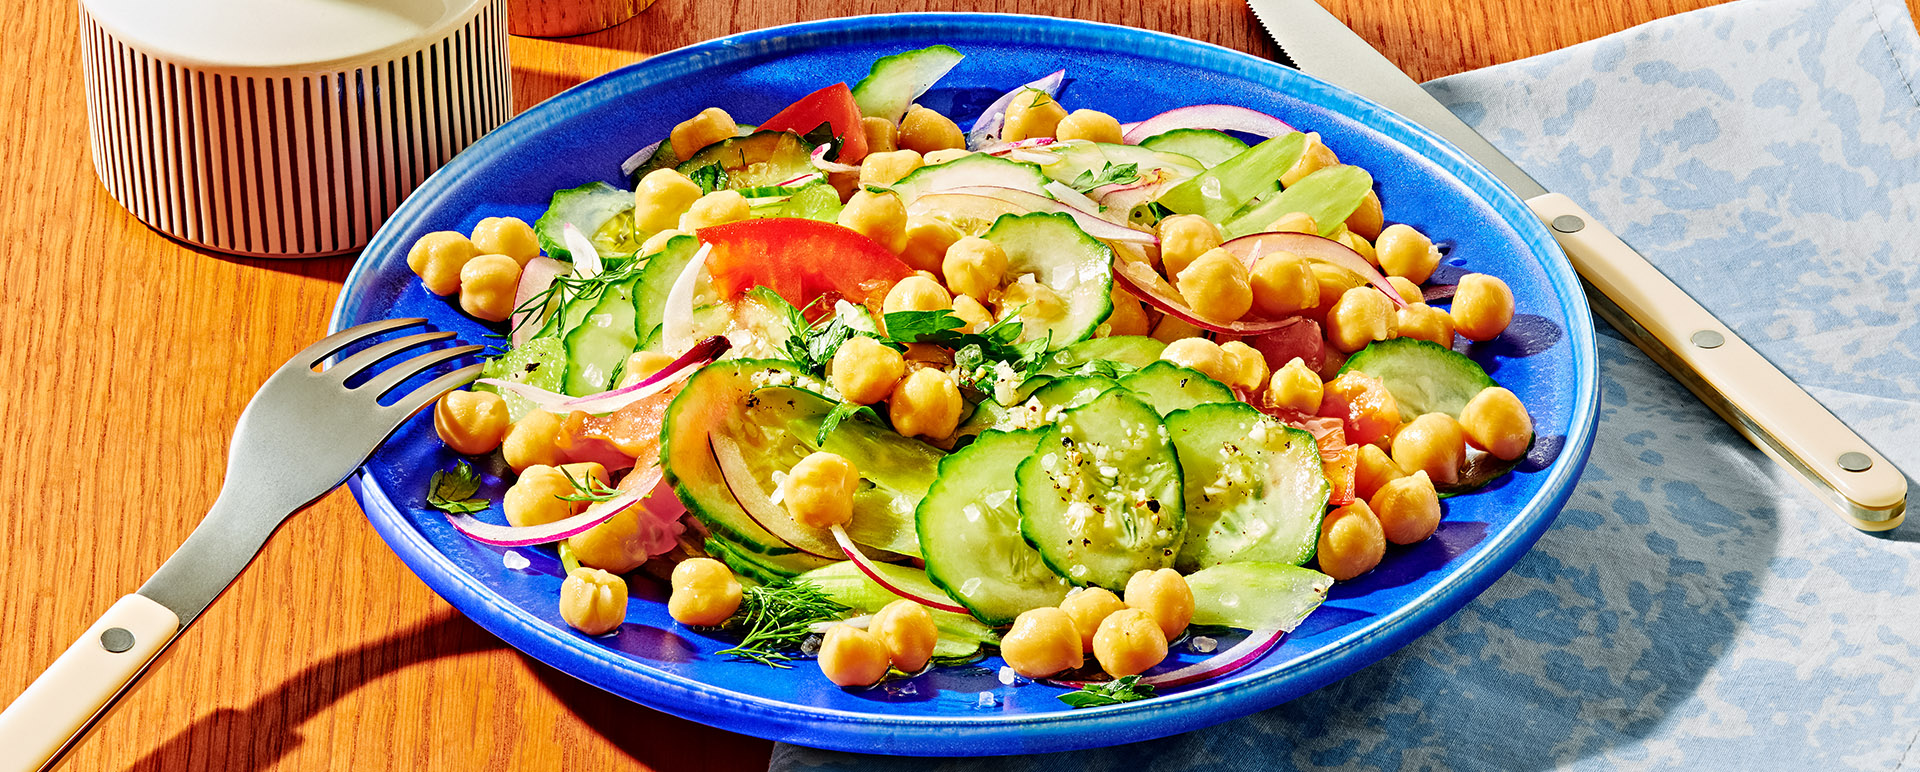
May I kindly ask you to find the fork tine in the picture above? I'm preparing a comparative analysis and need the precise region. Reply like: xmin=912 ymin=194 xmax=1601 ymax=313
xmin=358 ymin=344 xmax=487 ymax=398
xmin=387 ymin=363 xmax=487 ymax=417
xmin=324 ymin=331 xmax=456 ymax=382
xmin=291 ymin=318 xmax=428 ymax=369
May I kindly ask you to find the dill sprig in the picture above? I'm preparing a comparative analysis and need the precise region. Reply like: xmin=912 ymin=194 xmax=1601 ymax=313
xmin=715 ymin=580 xmax=850 ymax=668
xmin=556 ymin=468 xmax=622 ymax=504
xmin=507 ymin=255 xmax=649 ymax=340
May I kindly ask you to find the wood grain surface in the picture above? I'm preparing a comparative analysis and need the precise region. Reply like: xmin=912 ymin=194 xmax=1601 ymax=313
xmin=5 ymin=0 xmax=1901 ymax=769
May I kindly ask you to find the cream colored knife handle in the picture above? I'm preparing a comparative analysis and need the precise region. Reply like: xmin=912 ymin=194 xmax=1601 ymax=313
xmin=0 ymin=594 xmax=179 ymax=771
xmin=1526 ymin=193 xmax=1906 ymax=530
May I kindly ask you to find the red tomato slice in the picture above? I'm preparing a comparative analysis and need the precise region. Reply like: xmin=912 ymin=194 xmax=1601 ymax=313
xmin=759 ymin=83 xmax=870 ymax=164
xmin=698 ymin=218 xmax=913 ymax=310
xmin=1323 ymin=446 xmax=1359 ymax=507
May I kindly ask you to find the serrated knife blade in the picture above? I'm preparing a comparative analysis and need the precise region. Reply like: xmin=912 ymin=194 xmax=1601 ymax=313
xmin=1246 ymin=0 xmax=1905 ymax=529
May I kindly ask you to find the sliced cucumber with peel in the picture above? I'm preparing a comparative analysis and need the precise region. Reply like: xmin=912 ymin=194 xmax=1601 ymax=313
xmin=474 ymin=336 xmax=567 ymax=422
xmin=1118 ymin=361 xmax=1235 ymax=416
xmin=917 ymin=429 xmax=1070 ymax=626
xmin=1036 ymin=140 xmax=1205 ymax=190
xmin=1187 ymin=561 xmax=1334 ymax=631
xmin=560 ymin=277 xmax=642 ymax=395
xmin=662 ymin=360 xmax=828 ymax=556
xmin=1044 ymin=335 xmax=1166 ymax=375
xmin=797 ymin=561 xmax=999 ymax=649
xmin=850 ymin=45 xmax=965 ymax=124
xmin=989 ymin=375 xmax=1119 ymax=432
xmin=981 ymin=212 xmax=1115 ymax=349
xmin=632 ymin=235 xmax=700 ymax=353
xmin=1167 ymin=402 xmax=1329 ymax=570
xmin=1138 ymin=129 xmax=1249 ymax=167
xmin=1338 ymin=337 xmax=1499 ymax=419
xmin=888 ymin=152 xmax=1053 ymax=206
xmin=1018 ymin=388 xmax=1185 ymax=590
xmin=534 ymin=181 xmax=635 ymax=261
xmin=676 ymin=130 xmax=816 ymax=190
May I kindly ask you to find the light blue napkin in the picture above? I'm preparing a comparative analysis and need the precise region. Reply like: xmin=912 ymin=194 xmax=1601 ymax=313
xmin=772 ymin=0 xmax=1920 ymax=767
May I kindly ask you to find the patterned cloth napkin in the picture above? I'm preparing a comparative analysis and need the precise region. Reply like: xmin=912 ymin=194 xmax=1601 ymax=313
xmin=771 ymin=0 xmax=1920 ymax=767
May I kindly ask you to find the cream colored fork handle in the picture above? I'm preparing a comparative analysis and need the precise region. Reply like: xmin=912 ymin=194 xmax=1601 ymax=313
xmin=0 ymin=595 xmax=180 ymax=772
xmin=1527 ymin=193 xmax=1907 ymax=530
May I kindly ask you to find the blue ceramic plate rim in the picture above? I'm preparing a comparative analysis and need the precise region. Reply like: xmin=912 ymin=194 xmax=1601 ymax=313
xmin=331 ymin=12 xmax=1600 ymax=755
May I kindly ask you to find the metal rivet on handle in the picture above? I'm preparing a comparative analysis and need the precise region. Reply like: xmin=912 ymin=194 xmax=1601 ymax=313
xmin=1691 ymin=330 xmax=1725 ymax=349
xmin=100 ymin=627 xmax=135 ymax=653
xmin=1551 ymin=215 xmax=1585 ymax=233
xmin=1838 ymin=452 xmax=1873 ymax=472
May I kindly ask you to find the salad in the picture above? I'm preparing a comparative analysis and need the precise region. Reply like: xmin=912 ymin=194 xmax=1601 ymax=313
xmin=406 ymin=45 xmax=1534 ymax=705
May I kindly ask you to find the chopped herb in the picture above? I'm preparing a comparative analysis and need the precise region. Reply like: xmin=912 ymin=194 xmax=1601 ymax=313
xmin=716 ymin=580 xmax=851 ymax=667
xmin=816 ymin=401 xmax=882 ymax=445
xmin=507 ymin=252 xmax=649 ymax=340
xmin=1074 ymin=359 xmax=1139 ymax=380
xmin=1068 ymin=162 xmax=1141 ymax=194
xmin=751 ymin=286 xmax=890 ymax=375
xmin=1059 ymin=675 xmax=1157 ymax=708
xmin=425 ymin=461 xmax=489 ymax=515
xmin=688 ymin=162 xmax=729 ymax=194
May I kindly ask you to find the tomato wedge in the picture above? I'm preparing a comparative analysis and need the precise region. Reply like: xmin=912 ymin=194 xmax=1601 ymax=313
xmin=698 ymin=218 xmax=913 ymax=310
xmin=759 ymin=83 xmax=870 ymax=164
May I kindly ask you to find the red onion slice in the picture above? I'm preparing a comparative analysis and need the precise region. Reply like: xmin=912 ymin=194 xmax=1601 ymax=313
xmin=562 ymin=223 xmax=603 ymax=278
xmin=446 ymin=465 xmax=662 ymax=547
xmin=660 ymin=241 xmax=713 ymax=355
xmin=477 ymin=335 xmax=727 ymax=415
xmin=1111 ymin=260 xmax=1306 ymax=335
xmin=828 ymin=525 xmax=971 ymax=615
xmin=1120 ymin=105 xmax=1296 ymax=145
xmin=978 ymin=137 xmax=1057 ymax=155
xmin=966 ymin=70 xmax=1065 ymax=149
xmin=939 ymin=185 xmax=1156 ymax=244
xmin=619 ymin=139 xmax=665 ymax=177
xmin=1047 ymin=627 xmax=1287 ymax=691
xmin=1220 ymin=232 xmax=1407 ymax=309
xmin=774 ymin=171 xmax=825 ymax=188
xmin=511 ymin=257 xmax=571 ymax=347
xmin=809 ymin=144 xmax=860 ymax=174
xmin=1041 ymin=181 xmax=1117 ymax=224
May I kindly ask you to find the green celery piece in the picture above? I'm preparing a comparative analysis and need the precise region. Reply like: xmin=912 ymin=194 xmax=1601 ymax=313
xmin=1155 ymin=132 xmax=1306 ymax=223
xmin=1221 ymin=164 xmax=1374 ymax=239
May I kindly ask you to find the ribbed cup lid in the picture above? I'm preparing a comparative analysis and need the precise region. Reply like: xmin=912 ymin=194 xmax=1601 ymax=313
xmin=83 ymin=0 xmax=482 ymax=71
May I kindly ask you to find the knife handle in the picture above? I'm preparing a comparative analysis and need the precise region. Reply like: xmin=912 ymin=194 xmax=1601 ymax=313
xmin=0 ymin=594 xmax=180 ymax=772
xmin=1525 ymin=192 xmax=1906 ymax=530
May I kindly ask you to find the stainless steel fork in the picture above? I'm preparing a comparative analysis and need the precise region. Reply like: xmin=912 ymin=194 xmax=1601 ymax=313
xmin=0 ymin=318 xmax=483 ymax=772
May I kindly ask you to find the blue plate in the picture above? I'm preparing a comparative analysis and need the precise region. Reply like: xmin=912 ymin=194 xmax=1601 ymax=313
xmin=331 ymin=13 xmax=1599 ymax=756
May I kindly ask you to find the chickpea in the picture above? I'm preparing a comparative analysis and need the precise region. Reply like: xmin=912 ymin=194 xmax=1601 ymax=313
xmin=899 ymin=215 xmax=962 ymax=274
xmin=899 ymin=105 xmax=965 ymax=154
xmin=1374 ymin=223 xmax=1442 ymax=283
xmin=1103 ymin=289 xmax=1152 ymax=337
xmin=1345 ymin=190 xmax=1384 ymax=241
xmin=615 ymin=350 xmax=677 ymax=390
xmin=1317 ymin=502 xmax=1387 ymax=581
xmin=1308 ymin=261 xmax=1368 ymax=321
xmin=922 ymin=148 xmax=973 ymax=165
xmin=679 ymin=189 xmax=750 ymax=232
xmin=862 ymin=115 xmax=898 ymax=154
xmin=1333 ymin=228 xmax=1378 ymax=266
xmin=502 ymin=409 xmax=567 ymax=473
xmin=1395 ymin=302 xmax=1456 ymax=348
xmin=1150 ymin=314 xmax=1205 ymax=344
xmin=434 ymin=390 xmax=510 ymax=455
xmin=1001 ymin=607 xmax=1084 ymax=677
xmin=1371 ymin=471 xmax=1441 ymax=544
xmin=567 ymin=508 xmax=655 ymax=573
xmin=1157 ymin=214 xmax=1222 ymax=280
xmin=829 ymin=335 xmax=907 ymax=405
xmin=1392 ymin=413 xmax=1466 ymax=486
xmin=1281 ymin=132 xmax=1338 ymax=187
xmin=1177 ymin=248 xmax=1254 ymax=322
xmin=951 ymin=295 xmax=995 ymax=333
xmin=558 ymin=568 xmax=628 ymax=635
xmin=1266 ymin=211 xmax=1317 ymax=235
xmin=883 ymin=275 xmax=952 ymax=315
xmin=504 ymin=463 xmax=605 ymax=528
xmin=782 ymin=451 xmax=860 ymax=529
xmin=667 ymin=557 xmax=743 ymax=627
xmin=859 ymin=149 xmax=924 ymax=188
xmin=941 ymin=236 xmax=1008 ymax=301
xmin=1055 ymin=109 xmax=1123 ymax=143
xmin=1161 ymin=338 xmax=1235 ymax=386
xmin=1326 ymin=287 xmax=1397 ymax=353
xmin=819 ymin=624 xmax=892 ymax=688
xmin=1250 ymin=251 xmax=1319 ymax=316
xmin=470 ymin=216 xmax=540 ymax=266
xmin=1060 ymin=587 xmax=1128 ymax=652
xmin=1002 ymin=88 xmax=1068 ymax=142
xmin=871 ymin=600 xmax=939 ymax=673
xmin=995 ymin=275 xmax=1066 ymax=323
xmin=1352 ymin=443 xmax=1407 ymax=501
xmin=1266 ymin=357 xmax=1324 ymax=414
xmin=1385 ymin=276 xmax=1423 ymax=304
xmin=457 ymin=254 xmax=522 ymax=322
xmin=838 ymin=189 xmax=910 ymax=254
xmin=668 ymin=106 xmax=737 ymax=160
xmin=640 ymin=228 xmax=686 ymax=256
xmin=635 ymin=168 xmax=704 ymax=234
xmin=1460 ymin=387 xmax=1532 ymax=460
xmin=407 ymin=231 xmax=479 ymax=296
xmin=1218 ymin=341 xmax=1271 ymax=393
xmin=1451 ymin=273 xmax=1514 ymax=342
xmin=889 ymin=368 xmax=962 ymax=439
xmin=1092 ymin=609 xmax=1169 ymax=677
xmin=1123 ymin=568 xmax=1194 ymax=641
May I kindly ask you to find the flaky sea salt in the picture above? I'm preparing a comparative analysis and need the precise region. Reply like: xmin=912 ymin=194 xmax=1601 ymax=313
xmin=501 ymin=550 xmax=531 ymax=571
xmin=998 ymin=666 xmax=1017 ymax=685
xmin=1189 ymin=636 xmax=1217 ymax=653
xmin=976 ymin=692 xmax=998 ymax=709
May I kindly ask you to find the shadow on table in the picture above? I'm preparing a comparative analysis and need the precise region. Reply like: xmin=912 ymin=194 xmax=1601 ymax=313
xmin=525 ymin=652 xmax=776 ymax=770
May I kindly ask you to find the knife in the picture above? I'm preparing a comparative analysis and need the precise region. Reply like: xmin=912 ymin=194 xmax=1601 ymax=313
xmin=1245 ymin=0 xmax=1905 ymax=530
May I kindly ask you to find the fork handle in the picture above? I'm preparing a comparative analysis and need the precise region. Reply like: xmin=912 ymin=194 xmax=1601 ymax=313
xmin=0 ymin=595 xmax=180 ymax=772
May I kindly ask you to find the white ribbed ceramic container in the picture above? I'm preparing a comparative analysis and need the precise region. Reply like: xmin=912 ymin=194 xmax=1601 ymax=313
xmin=79 ymin=0 xmax=512 ymax=257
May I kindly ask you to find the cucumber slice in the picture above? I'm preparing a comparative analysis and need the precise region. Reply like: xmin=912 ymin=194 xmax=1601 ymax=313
xmin=781 ymin=182 xmax=843 ymax=222
xmin=1337 ymin=337 xmax=1499 ymax=419
xmin=626 ymin=141 xmax=681 ymax=187
xmin=561 ymin=277 xmax=642 ymax=395
xmin=663 ymin=359 xmax=829 ymax=556
xmin=981 ymin=212 xmax=1115 ymax=349
xmin=1017 ymin=388 xmax=1185 ymax=590
xmin=797 ymin=561 xmax=999 ymax=647
xmin=1222 ymin=164 xmax=1374 ymax=239
xmin=534 ymin=181 xmax=635 ymax=261
xmin=1186 ymin=561 xmax=1334 ymax=632
xmin=992 ymin=375 xmax=1119 ymax=432
xmin=918 ymin=430 xmax=1071 ymax=625
xmin=1118 ymin=361 xmax=1235 ymax=416
xmin=1037 ymin=141 xmax=1205 ymax=190
xmin=474 ymin=336 xmax=567 ymax=422
xmin=1138 ymin=129 xmax=1249 ymax=167
xmin=1043 ymin=336 xmax=1167 ymax=376
xmin=630 ymin=235 xmax=699 ymax=352
xmin=888 ymin=152 xmax=1053 ymax=206
xmin=851 ymin=45 xmax=965 ymax=124
xmin=1166 ymin=402 xmax=1329 ymax=570
xmin=676 ymin=130 xmax=816 ymax=190
xmin=706 ymin=535 xmax=831 ymax=584
xmin=1155 ymin=133 xmax=1306 ymax=223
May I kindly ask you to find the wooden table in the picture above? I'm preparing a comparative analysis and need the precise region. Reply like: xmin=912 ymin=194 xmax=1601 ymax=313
xmin=7 ymin=0 xmax=1884 ymax=768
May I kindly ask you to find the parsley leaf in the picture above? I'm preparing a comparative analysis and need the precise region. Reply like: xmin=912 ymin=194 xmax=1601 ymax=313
xmin=815 ymin=401 xmax=882 ymax=445
xmin=688 ymin=163 xmax=729 ymax=194
xmin=881 ymin=309 xmax=967 ymax=342
xmin=1068 ymin=162 xmax=1141 ymax=194
xmin=1058 ymin=675 xmax=1157 ymax=708
xmin=426 ymin=461 xmax=489 ymax=515
xmin=1073 ymin=359 xmax=1139 ymax=380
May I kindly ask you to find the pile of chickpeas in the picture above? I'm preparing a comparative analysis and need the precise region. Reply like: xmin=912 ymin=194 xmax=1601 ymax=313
xmin=995 ymin=568 xmax=1195 ymax=680
xmin=406 ymin=216 xmax=541 ymax=322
